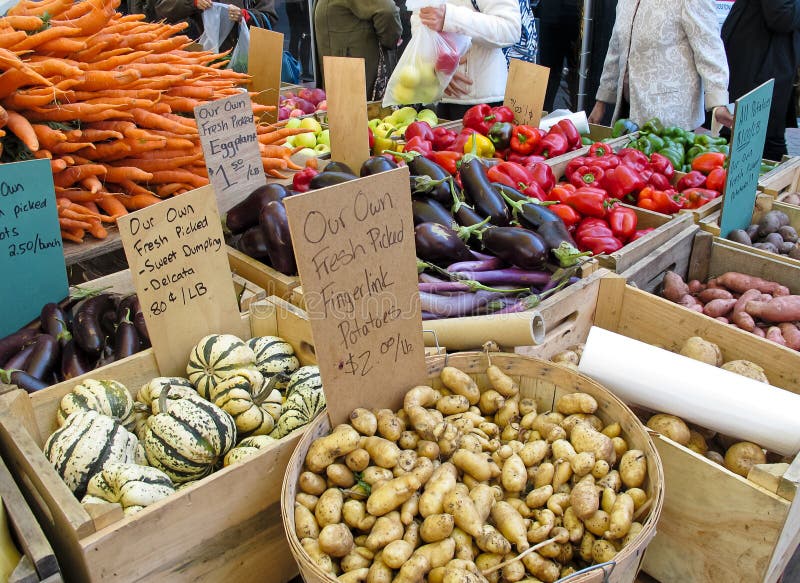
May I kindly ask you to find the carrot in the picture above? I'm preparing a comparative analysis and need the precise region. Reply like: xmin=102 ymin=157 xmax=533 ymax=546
xmin=130 ymin=108 xmax=196 ymax=135
xmin=59 ymin=217 xmax=92 ymax=230
xmin=53 ymin=164 xmax=107 ymax=188
xmin=88 ymin=50 xmax=149 ymax=70
xmin=9 ymin=0 xmax=72 ymax=18
xmin=86 ymin=219 xmax=108 ymax=239
xmin=33 ymin=150 xmax=52 ymax=159
xmin=165 ymin=85 xmax=214 ymax=99
xmin=73 ymin=69 xmax=141 ymax=92
xmin=85 ymin=140 xmax=131 ymax=160
xmin=126 ymin=147 xmax=197 ymax=160
xmin=120 ymin=152 xmax=201 ymax=172
xmin=51 ymin=141 xmax=96 ymax=155
xmin=139 ymin=37 xmax=191 ymax=53
xmin=2 ymin=15 xmax=48 ymax=31
xmin=148 ymin=169 xmax=207 ymax=188
xmin=55 ymin=188 xmax=103 ymax=202
xmin=96 ymin=194 xmax=129 ymax=218
xmin=72 ymin=40 xmax=110 ymax=61
xmin=79 ymin=129 xmax=124 ymax=142
xmin=0 ymin=103 xmax=8 ymax=128
xmin=60 ymin=228 xmax=85 ymax=243
xmin=156 ymin=183 xmax=190 ymax=197
xmin=115 ymin=193 xmax=162 ymax=210
xmin=257 ymin=127 xmax=313 ymax=145
xmin=50 ymin=158 xmax=67 ymax=173
xmin=80 ymin=175 xmax=103 ymax=194
xmin=102 ymin=165 xmax=153 ymax=183
xmin=84 ymin=120 xmax=136 ymax=133
xmin=266 ymin=169 xmax=289 ymax=179
xmin=159 ymin=95 xmax=200 ymax=113
xmin=3 ymin=91 xmax=62 ymax=110
xmin=71 ymin=89 xmax=161 ymax=102
xmin=51 ymin=2 xmax=115 ymax=37
xmin=6 ymin=111 xmax=39 ymax=152
xmin=12 ymin=26 xmax=82 ymax=51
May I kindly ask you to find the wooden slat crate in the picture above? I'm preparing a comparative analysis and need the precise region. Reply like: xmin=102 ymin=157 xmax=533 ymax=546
xmin=517 ymin=273 xmax=800 ymax=583
xmin=759 ymin=156 xmax=800 ymax=198
xmin=227 ymin=246 xmax=300 ymax=301
xmin=0 ymin=297 xmax=315 ymax=583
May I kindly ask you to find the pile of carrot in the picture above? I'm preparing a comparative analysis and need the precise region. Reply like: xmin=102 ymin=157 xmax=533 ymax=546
xmin=0 ymin=0 xmax=311 ymax=243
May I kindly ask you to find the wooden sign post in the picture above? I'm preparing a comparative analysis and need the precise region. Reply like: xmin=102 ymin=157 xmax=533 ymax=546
xmin=0 ymin=159 xmax=67 ymax=336
xmin=504 ymin=59 xmax=550 ymax=127
xmin=118 ymin=186 xmax=247 ymax=376
xmin=323 ymin=56 xmax=370 ymax=173
xmin=284 ymin=167 xmax=426 ymax=425
xmin=249 ymin=27 xmax=284 ymax=124
xmin=195 ymin=93 xmax=267 ymax=214
xmin=719 ymin=79 xmax=774 ymax=237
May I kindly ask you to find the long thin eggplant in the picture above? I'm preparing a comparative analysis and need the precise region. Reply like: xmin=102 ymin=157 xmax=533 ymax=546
xmin=459 ymin=158 xmax=510 ymax=226
xmin=236 ymin=226 xmax=272 ymax=262
xmin=0 ymin=369 xmax=48 ymax=393
xmin=447 ymin=256 xmax=505 ymax=272
xmin=449 ymin=268 xmax=552 ymax=286
xmin=310 ymin=171 xmax=356 ymax=189
xmin=260 ymin=201 xmax=297 ymax=275
xmin=40 ymin=303 xmax=69 ymax=344
xmin=73 ymin=294 xmax=116 ymax=357
xmin=0 ymin=328 xmax=39 ymax=365
xmin=360 ymin=156 xmax=398 ymax=177
xmin=412 ymin=198 xmax=454 ymax=227
xmin=114 ymin=309 xmax=139 ymax=360
xmin=3 ymin=342 xmax=35 ymax=370
xmin=119 ymin=294 xmax=148 ymax=346
xmin=25 ymin=334 xmax=59 ymax=381
xmin=482 ymin=227 xmax=549 ymax=270
xmin=419 ymin=290 xmax=509 ymax=318
xmin=225 ymin=184 xmax=290 ymax=234
xmin=323 ymin=161 xmax=355 ymax=175
xmin=61 ymin=338 xmax=92 ymax=380
xmin=100 ymin=309 xmax=117 ymax=338
xmin=407 ymin=156 xmax=458 ymax=205
xmin=415 ymin=222 xmax=474 ymax=266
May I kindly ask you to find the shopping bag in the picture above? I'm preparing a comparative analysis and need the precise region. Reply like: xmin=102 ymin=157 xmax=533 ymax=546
xmin=229 ymin=20 xmax=250 ymax=73
xmin=382 ymin=0 xmax=470 ymax=107
xmin=198 ymin=2 xmax=236 ymax=54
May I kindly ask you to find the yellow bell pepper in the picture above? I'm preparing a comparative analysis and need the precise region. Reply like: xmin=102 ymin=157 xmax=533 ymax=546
xmin=464 ymin=133 xmax=495 ymax=158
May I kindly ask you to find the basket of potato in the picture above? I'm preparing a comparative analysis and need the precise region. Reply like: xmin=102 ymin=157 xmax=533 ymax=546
xmin=280 ymin=353 xmax=664 ymax=583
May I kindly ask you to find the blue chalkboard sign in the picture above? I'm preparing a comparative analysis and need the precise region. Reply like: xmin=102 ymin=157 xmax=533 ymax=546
xmin=0 ymin=159 xmax=68 ymax=336
xmin=719 ymin=80 xmax=774 ymax=237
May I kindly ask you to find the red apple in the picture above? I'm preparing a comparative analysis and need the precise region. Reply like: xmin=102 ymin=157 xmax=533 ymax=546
xmin=309 ymin=88 xmax=326 ymax=105
xmin=294 ymin=98 xmax=316 ymax=114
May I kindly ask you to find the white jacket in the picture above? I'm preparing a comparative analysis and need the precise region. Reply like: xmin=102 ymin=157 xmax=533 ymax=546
xmin=597 ymin=0 xmax=729 ymax=129
xmin=411 ymin=0 xmax=521 ymax=105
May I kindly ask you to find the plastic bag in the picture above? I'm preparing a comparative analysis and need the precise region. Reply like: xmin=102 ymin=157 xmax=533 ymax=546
xmin=198 ymin=2 xmax=236 ymax=54
xmin=382 ymin=2 xmax=471 ymax=107
xmin=229 ymin=20 xmax=249 ymax=73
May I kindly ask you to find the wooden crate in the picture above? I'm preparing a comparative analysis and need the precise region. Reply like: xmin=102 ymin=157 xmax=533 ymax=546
xmin=759 ymin=156 xmax=800 ymax=198
xmin=0 ymin=454 xmax=62 ymax=583
xmin=517 ymin=274 xmax=800 ymax=583
xmin=0 ymin=296 xmax=315 ymax=583
xmin=619 ymin=224 xmax=700 ymax=293
xmin=226 ymin=246 xmax=300 ymax=301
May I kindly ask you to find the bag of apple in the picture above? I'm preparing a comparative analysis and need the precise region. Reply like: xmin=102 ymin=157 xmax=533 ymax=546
xmin=382 ymin=0 xmax=471 ymax=107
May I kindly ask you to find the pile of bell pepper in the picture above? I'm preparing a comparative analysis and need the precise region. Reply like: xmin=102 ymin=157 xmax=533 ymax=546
xmin=624 ymin=117 xmax=729 ymax=173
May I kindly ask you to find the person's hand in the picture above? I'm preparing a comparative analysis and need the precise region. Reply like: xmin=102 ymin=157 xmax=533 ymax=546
xmin=588 ymin=101 xmax=606 ymax=124
xmin=444 ymin=70 xmax=472 ymax=98
xmin=419 ymin=5 xmax=446 ymax=31
xmin=196 ymin=0 xmax=212 ymax=10
xmin=228 ymin=4 xmax=242 ymax=21
xmin=714 ymin=106 xmax=734 ymax=128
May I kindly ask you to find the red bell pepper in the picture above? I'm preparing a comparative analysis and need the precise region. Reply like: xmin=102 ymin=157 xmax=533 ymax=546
xmin=564 ymin=186 xmax=610 ymax=218
xmin=617 ymin=148 xmax=650 ymax=172
xmin=648 ymin=152 xmax=675 ymax=178
xmin=637 ymin=187 xmax=684 ymax=214
xmin=682 ymin=188 xmax=721 ymax=209
xmin=569 ymin=164 xmax=605 ymax=188
xmin=547 ymin=182 xmax=577 ymax=203
xmin=607 ymin=206 xmax=638 ymax=241
xmin=535 ymin=132 xmax=569 ymax=158
xmin=432 ymin=127 xmax=457 ymax=151
xmin=529 ymin=162 xmax=555 ymax=192
xmin=647 ymin=172 xmax=672 ymax=191
xmin=552 ymin=119 xmax=582 ymax=149
xmin=629 ymin=228 xmax=655 ymax=242
xmin=463 ymin=104 xmax=498 ymax=135
xmin=449 ymin=128 xmax=477 ymax=153
xmin=602 ymin=165 xmax=646 ymax=198
xmin=575 ymin=218 xmax=624 ymax=254
xmin=427 ymin=150 xmax=462 ymax=175
xmin=510 ymin=125 xmax=542 ymax=155
xmin=488 ymin=162 xmax=546 ymax=200
xmin=549 ymin=203 xmax=582 ymax=229
xmin=566 ymin=156 xmax=589 ymax=177
xmin=588 ymin=142 xmax=612 ymax=157
xmin=676 ymin=170 xmax=706 ymax=191
xmin=691 ymin=152 xmax=726 ymax=174
xmin=405 ymin=121 xmax=434 ymax=142
xmin=292 ymin=167 xmax=318 ymax=192
xmin=368 ymin=127 xmax=374 ymax=150
xmin=405 ymin=135 xmax=432 ymax=156
xmin=506 ymin=152 xmax=546 ymax=166
xmin=706 ymin=167 xmax=726 ymax=193
xmin=491 ymin=105 xmax=515 ymax=124
xmin=588 ymin=155 xmax=621 ymax=170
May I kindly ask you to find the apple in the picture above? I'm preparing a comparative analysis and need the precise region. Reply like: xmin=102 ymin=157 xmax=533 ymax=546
xmin=368 ymin=118 xmax=382 ymax=130
xmin=285 ymin=117 xmax=302 ymax=129
xmin=310 ymin=88 xmax=326 ymax=105
xmin=297 ymin=147 xmax=317 ymax=158
xmin=314 ymin=143 xmax=331 ymax=155
xmin=417 ymin=85 xmax=439 ymax=105
xmin=289 ymin=109 xmax=303 ymax=118
xmin=299 ymin=117 xmax=322 ymax=134
xmin=298 ymin=87 xmax=314 ymax=102
xmin=418 ymin=64 xmax=438 ymax=88
xmin=316 ymin=100 xmax=327 ymax=111
xmin=397 ymin=65 xmax=421 ymax=88
xmin=389 ymin=106 xmax=418 ymax=126
xmin=317 ymin=129 xmax=330 ymax=146
xmin=278 ymin=106 xmax=291 ymax=121
xmin=293 ymin=132 xmax=317 ymax=148
xmin=284 ymin=135 xmax=295 ymax=147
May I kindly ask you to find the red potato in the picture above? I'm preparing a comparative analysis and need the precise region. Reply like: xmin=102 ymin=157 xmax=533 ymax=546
xmin=761 ymin=294 xmax=774 ymax=302
xmin=766 ymin=327 xmax=787 ymax=346
xmin=752 ymin=326 xmax=766 ymax=338
xmin=746 ymin=296 xmax=800 ymax=323
xmin=715 ymin=317 xmax=730 ymax=324
xmin=679 ymin=294 xmax=703 ymax=312
xmin=715 ymin=272 xmax=789 ymax=296
xmin=699 ymin=288 xmax=734 ymax=303
xmin=663 ymin=272 xmax=690 ymax=302
xmin=778 ymin=323 xmax=800 ymax=350
xmin=688 ymin=280 xmax=706 ymax=294
xmin=703 ymin=298 xmax=737 ymax=318
xmin=706 ymin=279 xmax=719 ymax=289
xmin=731 ymin=289 xmax=761 ymax=333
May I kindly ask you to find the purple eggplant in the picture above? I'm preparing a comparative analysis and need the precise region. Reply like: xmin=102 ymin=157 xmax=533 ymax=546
xmin=40 ymin=303 xmax=69 ymax=344
xmin=0 ymin=328 xmax=39 ymax=365
xmin=450 ymin=268 xmax=552 ymax=286
xmin=415 ymin=222 xmax=474 ymax=266
xmin=73 ymin=294 xmax=116 ymax=357
xmin=114 ymin=309 xmax=139 ymax=360
xmin=259 ymin=201 xmax=297 ymax=275
xmin=324 ymin=161 xmax=355 ymax=175
xmin=412 ymin=198 xmax=454 ymax=227
xmin=360 ymin=156 xmax=398 ymax=177
xmin=61 ymin=338 xmax=92 ymax=380
xmin=447 ymin=256 xmax=505 ymax=272
xmin=459 ymin=158 xmax=510 ymax=226
xmin=482 ymin=227 xmax=549 ymax=270
xmin=225 ymin=184 xmax=290 ymax=234
xmin=402 ymin=154 xmax=458 ymax=205
xmin=237 ymin=225 xmax=273 ymax=262
xmin=419 ymin=290 xmax=509 ymax=318
xmin=4 ymin=342 xmax=36 ymax=370
xmin=25 ymin=334 xmax=59 ymax=381
xmin=310 ymin=171 xmax=356 ymax=189
xmin=0 ymin=369 xmax=48 ymax=393
xmin=116 ymin=294 xmax=148 ymax=345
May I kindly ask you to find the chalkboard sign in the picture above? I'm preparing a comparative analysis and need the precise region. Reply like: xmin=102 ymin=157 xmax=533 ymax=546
xmin=0 ymin=159 xmax=67 ymax=336
xmin=719 ymin=79 xmax=774 ymax=237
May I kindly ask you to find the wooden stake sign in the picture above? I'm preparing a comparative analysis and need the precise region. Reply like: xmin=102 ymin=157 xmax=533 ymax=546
xmin=504 ymin=59 xmax=550 ymax=127
xmin=248 ymin=27 xmax=284 ymax=124
xmin=0 ymin=159 xmax=67 ymax=336
xmin=194 ymin=93 xmax=266 ymax=214
xmin=323 ymin=56 xmax=370 ymax=173
xmin=719 ymin=79 xmax=774 ymax=237
xmin=118 ymin=186 xmax=247 ymax=376
xmin=284 ymin=167 xmax=426 ymax=425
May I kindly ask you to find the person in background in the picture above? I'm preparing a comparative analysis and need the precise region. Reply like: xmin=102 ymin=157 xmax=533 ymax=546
xmin=537 ymin=0 xmax=580 ymax=111
xmin=285 ymin=0 xmax=312 ymax=78
xmin=417 ymin=0 xmax=521 ymax=121
xmin=314 ymin=0 xmax=403 ymax=98
xmin=722 ymin=0 xmax=800 ymax=160
xmin=395 ymin=0 xmax=413 ymax=58
xmin=152 ymin=0 xmax=277 ymax=51
xmin=588 ymin=0 xmax=733 ymax=131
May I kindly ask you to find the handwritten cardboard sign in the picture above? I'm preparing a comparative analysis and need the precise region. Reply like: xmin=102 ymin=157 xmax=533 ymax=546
xmin=249 ymin=27 xmax=284 ymax=124
xmin=323 ymin=56 xmax=370 ymax=174
xmin=0 ymin=159 xmax=68 ymax=336
xmin=504 ymin=59 xmax=550 ymax=127
xmin=284 ymin=167 xmax=426 ymax=425
xmin=719 ymin=79 xmax=774 ymax=237
xmin=195 ymin=93 xmax=266 ymax=214
xmin=118 ymin=186 xmax=247 ymax=376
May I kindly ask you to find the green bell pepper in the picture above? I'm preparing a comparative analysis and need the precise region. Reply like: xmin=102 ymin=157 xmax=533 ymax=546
xmin=641 ymin=118 xmax=664 ymax=135
xmin=658 ymin=145 xmax=685 ymax=170
xmin=634 ymin=137 xmax=654 ymax=156
xmin=645 ymin=133 xmax=666 ymax=151
xmin=694 ymin=134 xmax=727 ymax=147
xmin=612 ymin=118 xmax=640 ymax=138
xmin=686 ymin=144 xmax=705 ymax=164
xmin=581 ymin=136 xmax=593 ymax=145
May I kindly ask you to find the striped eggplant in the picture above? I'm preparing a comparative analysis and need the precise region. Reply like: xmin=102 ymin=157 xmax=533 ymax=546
xmin=57 ymin=379 xmax=136 ymax=432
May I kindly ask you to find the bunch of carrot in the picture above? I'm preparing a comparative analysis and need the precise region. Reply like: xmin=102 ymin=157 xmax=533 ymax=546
xmin=0 ymin=0 xmax=312 ymax=243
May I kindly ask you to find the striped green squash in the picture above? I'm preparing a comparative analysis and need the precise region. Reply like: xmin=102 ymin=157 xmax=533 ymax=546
xmin=186 ymin=334 xmax=256 ymax=400
xmin=142 ymin=392 xmax=236 ymax=484
xmin=44 ymin=410 xmax=142 ymax=499
xmin=247 ymin=336 xmax=299 ymax=386
xmin=223 ymin=435 xmax=277 ymax=466
xmin=81 ymin=462 xmax=175 ymax=516
xmin=284 ymin=366 xmax=321 ymax=398
xmin=134 ymin=377 xmax=197 ymax=439
xmin=208 ymin=369 xmax=283 ymax=438
xmin=269 ymin=366 xmax=325 ymax=439
xmin=57 ymin=380 xmax=136 ymax=432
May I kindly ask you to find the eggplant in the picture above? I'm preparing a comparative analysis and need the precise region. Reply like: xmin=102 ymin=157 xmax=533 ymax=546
xmin=2 ymin=370 xmax=48 ymax=393
xmin=25 ymin=334 xmax=59 ymax=381
xmin=61 ymin=338 xmax=92 ymax=380
xmin=414 ymin=222 xmax=474 ymax=266
xmin=117 ymin=294 xmax=148 ymax=346
xmin=4 ymin=342 xmax=36 ymax=370
xmin=453 ymin=202 xmax=487 ymax=229
xmin=114 ymin=309 xmax=139 ymax=360
xmin=40 ymin=303 xmax=69 ymax=344
xmin=323 ymin=161 xmax=355 ymax=175
xmin=0 ymin=328 xmax=39 ymax=365
xmin=482 ymin=227 xmax=549 ymax=270
xmin=100 ymin=310 xmax=117 ymax=338
xmin=73 ymin=294 xmax=116 ymax=357
xmin=412 ymin=198 xmax=454 ymax=227
xmin=419 ymin=290 xmax=510 ymax=318
xmin=133 ymin=308 xmax=149 ymax=346
xmin=310 ymin=171 xmax=357 ymax=189
xmin=236 ymin=225 xmax=272 ymax=262
xmin=360 ymin=156 xmax=398 ymax=177
xmin=224 ymin=184 xmax=290 ymax=234
xmin=459 ymin=158 xmax=510 ymax=226
xmin=408 ymin=157 xmax=456 ymax=205
xmin=259 ymin=201 xmax=297 ymax=275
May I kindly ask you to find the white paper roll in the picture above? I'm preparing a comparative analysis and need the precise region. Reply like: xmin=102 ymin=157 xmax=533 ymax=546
xmin=578 ymin=326 xmax=800 ymax=456
xmin=538 ymin=111 xmax=590 ymax=135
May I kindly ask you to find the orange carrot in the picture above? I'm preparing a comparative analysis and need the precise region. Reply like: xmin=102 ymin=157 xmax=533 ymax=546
xmin=55 ymin=188 xmax=103 ymax=202
xmin=1 ymin=15 xmax=47 ymax=30
xmin=80 ymin=175 xmax=103 ymax=193
xmin=53 ymin=164 xmax=107 ymax=188
xmin=59 ymin=217 xmax=92 ymax=230
xmin=148 ymin=169 xmax=207 ymax=188
xmin=50 ymin=158 xmax=67 ymax=172
xmin=12 ymin=26 xmax=82 ymax=51
xmin=60 ymin=228 xmax=85 ymax=243
xmin=86 ymin=140 xmax=131 ymax=160
xmin=102 ymin=165 xmax=154 ymax=182
xmin=79 ymin=128 xmax=124 ymax=142
xmin=119 ymin=152 xmax=201 ymax=172
xmin=115 ymin=193 xmax=162 ymax=210
xmin=72 ymin=69 xmax=141 ymax=92
xmin=130 ymin=108 xmax=196 ymax=135
xmin=6 ymin=111 xmax=39 ymax=152
xmin=86 ymin=219 xmax=108 ymax=238
xmin=96 ymin=194 xmax=128 ymax=218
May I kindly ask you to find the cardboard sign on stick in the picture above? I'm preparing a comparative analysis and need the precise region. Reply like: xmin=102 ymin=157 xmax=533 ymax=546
xmin=118 ymin=186 xmax=247 ymax=376
xmin=719 ymin=79 xmax=774 ymax=237
xmin=284 ymin=167 xmax=426 ymax=425
xmin=195 ymin=93 xmax=267 ymax=214
xmin=504 ymin=59 xmax=550 ymax=126
xmin=249 ymin=27 xmax=284 ymax=124
xmin=0 ymin=159 xmax=67 ymax=336
xmin=323 ymin=56 xmax=370 ymax=173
